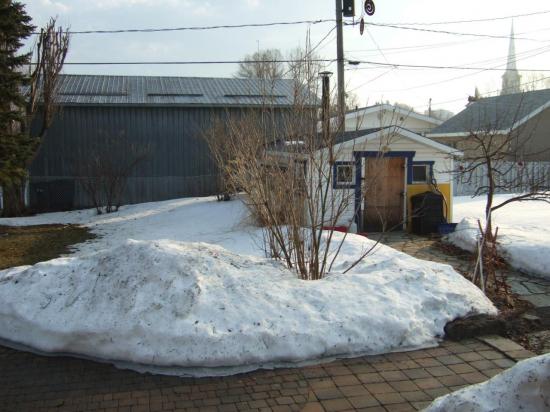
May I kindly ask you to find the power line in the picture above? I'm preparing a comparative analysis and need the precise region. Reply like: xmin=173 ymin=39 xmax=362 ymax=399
xmin=41 ymin=59 xmax=337 ymax=66
xmin=29 ymin=10 xmax=550 ymax=36
xmin=358 ymin=45 xmax=550 ymax=94
xmin=31 ymin=19 xmax=335 ymax=35
xmin=380 ymin=9 xmax=550 ymax=26
xmin=352 ymin=22 xmax=549 ymax=42
xmin=345 ymin=59 xmax=550 ymax=72
xmin=415 ymin=75 xmax=550 ymax=111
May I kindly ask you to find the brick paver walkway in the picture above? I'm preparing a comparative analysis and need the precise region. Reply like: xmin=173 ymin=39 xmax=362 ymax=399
xmin=0 ymin=336 xmax=534 ymax=412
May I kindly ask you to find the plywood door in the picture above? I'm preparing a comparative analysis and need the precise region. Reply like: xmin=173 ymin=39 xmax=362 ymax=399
xmin=363 ymin=157 xmax=405 ymax=232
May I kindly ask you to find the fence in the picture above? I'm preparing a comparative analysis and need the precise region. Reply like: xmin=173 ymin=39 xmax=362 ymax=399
xmin=453 ymin=161 xmax=550 ymax=196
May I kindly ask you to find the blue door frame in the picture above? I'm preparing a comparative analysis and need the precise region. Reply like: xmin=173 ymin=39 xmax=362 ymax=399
xmin=353 ymin=151 xmax=416 ymax=232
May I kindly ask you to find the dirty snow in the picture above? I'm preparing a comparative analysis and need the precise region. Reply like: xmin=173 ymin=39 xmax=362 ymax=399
xmin=0 ymin=197 xmax=495 ymax=376
xmin=425 ymin=353 xmax=550 ymax=412
xmin=448 ymin=195 xmax=550 ymax=279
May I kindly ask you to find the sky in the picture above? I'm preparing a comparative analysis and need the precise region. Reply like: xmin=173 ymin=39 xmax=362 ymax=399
xmin=20 ymin=0 xmax=550 ymax=115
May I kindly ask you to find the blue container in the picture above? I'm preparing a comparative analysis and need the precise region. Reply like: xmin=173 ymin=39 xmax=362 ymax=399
xmin=438 ymin=223 xmax=457 ymax=235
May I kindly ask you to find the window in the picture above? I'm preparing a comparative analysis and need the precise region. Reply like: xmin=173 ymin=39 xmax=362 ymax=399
xmin=334 ymin=162 xmax=355 ymax=188
xmin=412 ymin=164 xmax=429 ymax=183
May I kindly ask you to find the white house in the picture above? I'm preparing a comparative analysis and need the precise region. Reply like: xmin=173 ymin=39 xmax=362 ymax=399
xmin=344 ymin=104 xmax=443 ymax=135
xmin=324 ymin=126 xmax=461 ymax=233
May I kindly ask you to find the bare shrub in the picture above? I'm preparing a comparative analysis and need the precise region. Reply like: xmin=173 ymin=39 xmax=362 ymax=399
xmin=78 ymin=139 xmax=149 ymax=214
xmin=455 ymin=95 xmax=550 ymax=294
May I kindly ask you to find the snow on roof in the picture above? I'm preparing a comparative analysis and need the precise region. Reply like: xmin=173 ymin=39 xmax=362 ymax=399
xmin=335 ymin=126 xmax=462 ymax=156
xmin=346 ymin=103 xmax=443 ymax=125
xmin=428 ymin=88 xmax=550 ymax=138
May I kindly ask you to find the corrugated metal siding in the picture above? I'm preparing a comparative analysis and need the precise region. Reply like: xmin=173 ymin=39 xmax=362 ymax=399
xmin=53 ymin=74 xmax=301 ymax=107
xmin=29 ymin=106 xmax=289 ymax=210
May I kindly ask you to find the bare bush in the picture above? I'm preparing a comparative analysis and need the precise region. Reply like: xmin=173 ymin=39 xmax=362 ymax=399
xmin=455 ymin=96 xmax=550 ymax=294
xmin=78 ymin=139 xmax=149 ymax=214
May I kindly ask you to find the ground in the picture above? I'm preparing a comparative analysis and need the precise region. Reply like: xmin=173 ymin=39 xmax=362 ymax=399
xmin=0 ymin=224 xmax=93 ymax=270
xmin=0 ymin=335 xmax=534 ymax=412
xmin=0 ymin=194 xmax=548 ymax=411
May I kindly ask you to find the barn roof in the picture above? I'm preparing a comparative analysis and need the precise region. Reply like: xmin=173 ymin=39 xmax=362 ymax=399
xmin=48 ymin=74 xmax=309 ymax=107
xmin=428 ymin=88 xmax=550 ymax=137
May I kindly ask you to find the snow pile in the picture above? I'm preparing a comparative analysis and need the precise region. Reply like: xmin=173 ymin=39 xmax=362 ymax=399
xmin=0 ymin=204 xmax=496 ymax=375
xmin=448 ymin=195 xmax=550 ymax=279
xmin=425 ymin=353 xmax=550 ymax=412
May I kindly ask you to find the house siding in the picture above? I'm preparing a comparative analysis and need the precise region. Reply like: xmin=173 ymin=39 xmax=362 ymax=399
xmin=29 ymin=105 xmax=288 ymax=211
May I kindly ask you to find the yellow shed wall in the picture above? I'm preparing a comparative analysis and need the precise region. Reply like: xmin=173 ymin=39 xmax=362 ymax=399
xmin=406 ymin=183 xmax=452 ymax=230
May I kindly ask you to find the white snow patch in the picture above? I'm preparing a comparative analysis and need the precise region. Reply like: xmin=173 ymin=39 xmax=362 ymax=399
xmin=425 ymin=353 xmax=550 ymax=412
xmin=0 ymin=197 xmax=496 ymax=376
xmin=447 ymin=195 xmax=550 ymax=279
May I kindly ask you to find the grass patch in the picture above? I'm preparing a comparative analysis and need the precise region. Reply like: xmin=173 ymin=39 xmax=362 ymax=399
xmin=0 ymin=225 xmax=94 ymax=270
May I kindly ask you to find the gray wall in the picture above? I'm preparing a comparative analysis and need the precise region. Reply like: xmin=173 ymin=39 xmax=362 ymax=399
xmin=29 ymin=105 xmax=287 ymax=211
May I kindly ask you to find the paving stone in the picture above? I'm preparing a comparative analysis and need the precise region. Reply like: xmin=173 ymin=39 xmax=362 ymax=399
xmin=400 ymin=390 xmax=430 ymax=402
xmin=373 ymin=392 xmax=405 ymax=405
xmin=403 ymin=368 xmax=431 ymax=380
xmin=413 ymin=378 xmax=444 ymax=390
xmin=348 ymin=394 xmax=379 ymax=408
xmin=338 ymin=385 xmax=370 ymax=397
xmin=478 ymin=335 xmax=525 ymax=352
xmin=457 ymin=352 xmax=486 ymax=362
xmin=482 ymin=368 xmax=504 ymax=378
xmin=388 ymin=381 xmax=420 ymax=392
xmin=437 ymin=374 xmax=468 ymax=387
xmin=300 ymin=402 xmax=325 ymax=412
xmin=357 ymin=373 xmax=384 ymax=384
xmin=333 ymin=375 xmax=360 ymax=387
xmin=314 ymin=388 xmax=343 ymax=401
xmin=379 ymin=371 xmax=409 ymax=382
xmin=460 ymin=372 xmax=488 ymax=384
xmin=321 ymin=398 xmax=353 ymax=412
xmin=385 ymin=403 xmax=417 ymax=412
xmin=365 ymin=382 xmax=395 ymax=395
xmin=415 ymin=358 xmax=443 ymax=368
xmin=412 ymin=401 xmax=432 ymax=411
xmin=448 ymin=363 xmax=477 ymax=374
xmin=425 ymin=366 xmax=454 ymax=377
xmin=506 ymin=349 xmax=536 ymax=360
xmin=435 ymin=355 xmax=463 ymax=365
xmin=424 ymin=387 xmax=451 ymax=398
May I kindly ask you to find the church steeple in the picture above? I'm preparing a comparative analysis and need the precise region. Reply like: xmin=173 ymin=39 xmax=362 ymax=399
xmin=501 ymin=22 xmax=521 ymax=95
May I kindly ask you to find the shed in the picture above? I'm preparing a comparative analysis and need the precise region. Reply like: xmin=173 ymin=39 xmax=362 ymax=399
xmin=26 ymin=74 xmax=301 ymax=212
xmin=325 ymin=126 xmax=461 ymax=232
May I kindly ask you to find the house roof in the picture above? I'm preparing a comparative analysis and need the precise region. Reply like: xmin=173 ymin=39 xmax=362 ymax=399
xmin=46 ymin=74 xmax=305 ymax=107
xmin=335 ymin=126 xmax=462 ymax=156
xmin=346 ymin=103 xmax=443 ymax=125
xmin=428 ymin=88 xmax=550 ymax=137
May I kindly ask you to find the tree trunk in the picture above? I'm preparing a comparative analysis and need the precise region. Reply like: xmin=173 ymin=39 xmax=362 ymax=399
xmin=2 ymin=184 xmax=26 ymax=217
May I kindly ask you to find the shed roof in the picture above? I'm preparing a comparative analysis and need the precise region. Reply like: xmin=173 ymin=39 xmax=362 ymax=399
xmin=335 ymin=126 xmax=462 ymax=156
xmin=49 ymin=74 xmax=306 ymax=107
xmin=428 ymin=88 xmax=550 ymax=137
xmin=346 ymin=103 xmax=443 ymax=125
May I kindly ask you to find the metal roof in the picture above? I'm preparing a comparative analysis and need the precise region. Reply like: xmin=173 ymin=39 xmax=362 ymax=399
xmin=51 ymin=74 xmax=304 ymax=107
xmin=428 ymin=88 xmax=550 ymax=136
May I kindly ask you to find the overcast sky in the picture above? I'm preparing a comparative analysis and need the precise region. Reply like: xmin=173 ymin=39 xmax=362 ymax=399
xmin=21 ymin=0 xmax=550 ymax=114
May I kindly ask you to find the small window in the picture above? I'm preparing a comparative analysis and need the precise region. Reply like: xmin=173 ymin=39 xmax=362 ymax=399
xmin=336 ymin=164 xmax=354 ymax=186
xmin=412 ymin=164 xmax=429 ymax=183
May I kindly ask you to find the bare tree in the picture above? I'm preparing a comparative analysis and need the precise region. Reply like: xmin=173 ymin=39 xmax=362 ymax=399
xmin=236 ymin=49 xmax=285 ymax=80
xmin=206 ymin=47 xmax=410 ymax=280
xmin=2 ymin=17 xmax=69 ymax=216
xmin=455 ymin=97 xmax=550 ymax=293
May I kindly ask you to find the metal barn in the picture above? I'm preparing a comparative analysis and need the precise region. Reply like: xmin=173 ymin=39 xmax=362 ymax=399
xmin=28 ymin=74 xmax=298 ymax=212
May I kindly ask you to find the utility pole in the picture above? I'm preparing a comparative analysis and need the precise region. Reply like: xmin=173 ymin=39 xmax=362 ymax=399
xmin=335 ymin=0 xmax=346 ymax=128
